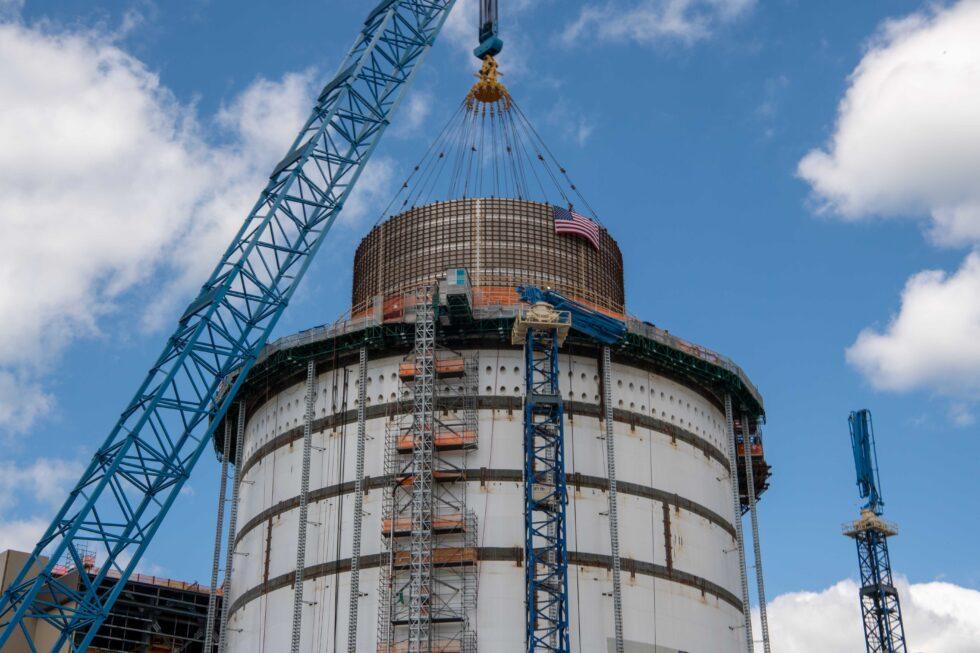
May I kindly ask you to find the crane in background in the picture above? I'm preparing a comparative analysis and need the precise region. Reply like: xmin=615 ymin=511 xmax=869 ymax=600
xmin=0 ymin=2 xmax=460 ymax=650
xmin=844 ymin=409 xmax=909 ymax=653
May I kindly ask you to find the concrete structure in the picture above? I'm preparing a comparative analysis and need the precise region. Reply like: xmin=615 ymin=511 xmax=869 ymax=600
xmin=216 ymin=198 xmax=769 ymax=652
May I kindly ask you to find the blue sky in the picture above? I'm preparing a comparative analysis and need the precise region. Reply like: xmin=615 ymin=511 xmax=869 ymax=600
xmin=1 ymin=0 xmax=979 ymax=649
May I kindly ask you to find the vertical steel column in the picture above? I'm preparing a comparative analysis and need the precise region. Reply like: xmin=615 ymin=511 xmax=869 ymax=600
xmin=217 ymin=402 xmax=246 ymax=653
xmin=523 ymin=328 xmax=570 ymax=653
xmin=347 ymin=347 xmax=369 ymax=653
xmin=741 ymin=412 xmax=771 ymax=653
xmin=723 ymin=394 xmax=753 ymax=653
xmin=290 ymin=361 xmax=317 ymax=653
xmin=601 ymin=347 xmax=624 ymax=653
xmin=203 ymin=420 xmax=232 ymax=652
xmin=409 ymin=289 xmax=436 ymax=653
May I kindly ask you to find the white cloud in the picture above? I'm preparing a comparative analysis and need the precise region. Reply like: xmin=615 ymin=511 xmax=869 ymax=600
xmin=392 ymin=90 xmax=433 ymax=137
xmin=0 ymin=518 xmax=48 ymax=554
xmin=563 ymin=0 xmax=755 ymax=47
xmin=0 ymin=456 xmax=81 ymax=554
xmin=0 ymin=457 xmax=83 ymax=512
xmin=798 ymin=0 xmax=980 ymax=247
xmin=760 ymin=578 xmax=980 ymax=653
xmin=547 ymin=102 xmax=595 ymax=147
xmin=0 ymin=371 xmax=52 ymax=434
xmin=0 ymin=0 xmax=23 ymax=20
xmin=948 ymin=402 xmax=976 ymax=427
xmin=0 ymin=15 xmax=394 ymax=429
xmin=846 ymin=253 xmax=980 ymax=398
xmin=798 ymin=1 xmax=980 ymax=412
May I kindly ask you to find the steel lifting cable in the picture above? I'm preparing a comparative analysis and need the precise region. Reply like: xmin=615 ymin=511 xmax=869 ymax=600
xmin=371 ymin=85 xmax=603 ymax=226
xmin=374 ymin=102 xmax=467 ymax=227
xmin=512 ymin=102 xmax=601 ymax=222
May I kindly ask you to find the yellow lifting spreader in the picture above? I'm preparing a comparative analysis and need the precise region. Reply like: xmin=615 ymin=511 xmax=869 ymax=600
xmin=466 ymin=55 xmax=511 ymax=111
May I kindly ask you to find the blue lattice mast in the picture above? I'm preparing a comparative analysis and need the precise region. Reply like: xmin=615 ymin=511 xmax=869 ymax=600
xmin=513 ymin=301 xmax=572 ymax=653
xmin=0 ymin=2 xmax=458 ymax=650
xmin=844 ymin=410 xmax=908 ymax=653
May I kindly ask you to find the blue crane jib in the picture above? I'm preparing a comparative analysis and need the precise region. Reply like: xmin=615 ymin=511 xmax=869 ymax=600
xmin=0 ymin=2 xmax=459 ymax=651
xmin=849 ymin=409 xmax=883 ymax=514
xmin=517 ymin=285 xmax=627 ymax=346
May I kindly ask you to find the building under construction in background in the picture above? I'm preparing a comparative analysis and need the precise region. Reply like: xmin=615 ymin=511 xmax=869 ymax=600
xmin=0 ymin=549 xmax=215 ymax=652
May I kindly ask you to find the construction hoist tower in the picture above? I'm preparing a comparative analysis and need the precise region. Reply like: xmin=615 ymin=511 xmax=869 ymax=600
xmin=844 ymin=409 xmax=908 ymax=653
xmin=512 ymin=301 xmax=573 ymax=653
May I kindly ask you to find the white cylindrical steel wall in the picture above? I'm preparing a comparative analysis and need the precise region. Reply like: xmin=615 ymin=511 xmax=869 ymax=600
xmin=224 ymin=348 xmax=744 ymax=653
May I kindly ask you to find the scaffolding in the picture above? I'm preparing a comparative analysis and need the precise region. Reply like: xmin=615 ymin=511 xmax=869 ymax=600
xmin=378 ymin=287 xmax=479 ymax=653
xmin=740 ymin=412 xmax=771 ymax=653
xmin=217 ymin=402 xmax=246 ymax=653
xmin=724 ymin=394 xmax=754 ymax=653
xmin=204 ymin=420 xmax=232 ymax=652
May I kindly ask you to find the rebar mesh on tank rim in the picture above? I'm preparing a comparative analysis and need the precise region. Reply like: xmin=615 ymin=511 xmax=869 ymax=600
xmin=352 ymin=198 xmax=625 ymax=315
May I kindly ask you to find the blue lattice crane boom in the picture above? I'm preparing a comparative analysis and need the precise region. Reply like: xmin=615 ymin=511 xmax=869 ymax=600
xmin=844 ymin=409 xmax=909 ymax=653
xmin=0 ymin=2 xmax=458 ymax=650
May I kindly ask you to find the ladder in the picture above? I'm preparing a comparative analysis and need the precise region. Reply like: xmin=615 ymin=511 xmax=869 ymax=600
xmin=723 ymin=394 xmax=754 ymax=653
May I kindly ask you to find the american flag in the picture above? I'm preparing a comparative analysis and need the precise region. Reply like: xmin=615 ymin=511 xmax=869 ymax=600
xmin=553 ymin=206 xmax=601 ymax=250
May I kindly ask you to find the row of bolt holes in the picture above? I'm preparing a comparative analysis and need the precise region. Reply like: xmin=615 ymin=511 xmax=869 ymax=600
xmin=256 ymin=367 xmax=712 ymax=435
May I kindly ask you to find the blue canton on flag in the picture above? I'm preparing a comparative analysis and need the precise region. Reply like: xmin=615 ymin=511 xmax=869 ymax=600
xmin=553 ymin=206 xmax=601 ymax=250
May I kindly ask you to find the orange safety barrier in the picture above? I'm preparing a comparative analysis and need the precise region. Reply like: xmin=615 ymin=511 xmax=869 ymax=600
xmin=396 ymin=430 xmax=477 ymax=453
xmin=392 ymin=547 xmax=478 ymax=569
xmin=383 ymin=295 xmax=405 ymax=321
xmin=398 ymin=358 xmax=465 ymax=381
xmin=382 ymin=514 xmax=467 ymax=537
xmin=472 ymin=286 xmax=520 ymax=307
xmin=381 ymin=641 xmax=462 ymax=653
xmin=346 ymin=283 xmax=625 ymax=326
xmin=53 ymin=565 xmax=214 ymax=595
